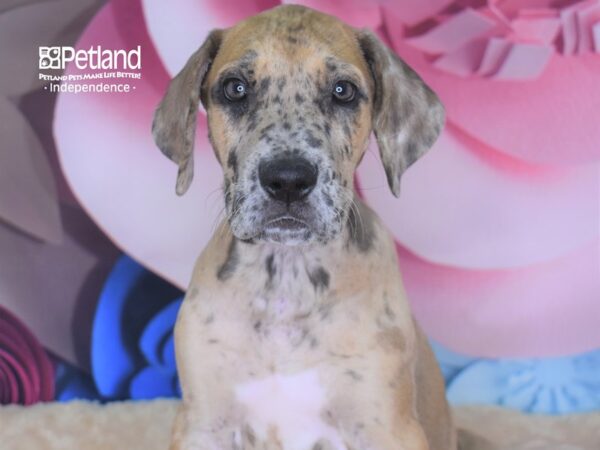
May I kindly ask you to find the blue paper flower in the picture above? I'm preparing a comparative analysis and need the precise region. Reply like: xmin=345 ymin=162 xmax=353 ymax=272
xmin=91 ymin=255 xmax=183 ymax=400
xmin=432 ymin=342 xmax=600 ymax=415
xmin=54 ymin=360 xmax=98 ymax=402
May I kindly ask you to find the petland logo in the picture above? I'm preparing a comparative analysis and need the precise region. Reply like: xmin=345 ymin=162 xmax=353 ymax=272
xmin=39 ymin=46 xmax=141 ymax=70
xmin=39 ymin=45 xmax=142 ymax=94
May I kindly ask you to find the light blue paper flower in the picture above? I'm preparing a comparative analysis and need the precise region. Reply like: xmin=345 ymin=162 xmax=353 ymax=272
xmin=433 ymin=342 xmax=600 ymax=415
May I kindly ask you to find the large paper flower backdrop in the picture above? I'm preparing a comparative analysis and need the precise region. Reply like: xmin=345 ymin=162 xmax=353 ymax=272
xmin=0 ymin=306 xmax=54 ymax=405
xmin=54 ymin=0 xmax=600 ymax=359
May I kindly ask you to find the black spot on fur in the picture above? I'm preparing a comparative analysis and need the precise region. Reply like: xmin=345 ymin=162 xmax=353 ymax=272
xmin=325 ymin=58 xmax=338 ymax=72
xmin=346 ymin=201 xmax=375 ymax=252
xmin=244 ymin=425 xmax=256 ymax=446
xmin=265 ymin=253 xmax=276 ymax=285
xmin=260 ymin=76 xmax=271 ymax=91
xmin=384 ymin=301 xmax=396 ymax=320
xmin=223 ymin=179 xmax=232 ymax=207
xmin=405 ymin=139 xmax=420 ymax=164
xmin=345 ymin=369 xmax=363 ymax=381
xmin=343 ymin=123 xmax=352 ymax=138
xmin=259 ymin=123 xmax=275 ymax=141
xmin=227 ymin=151 xmax=238 ymax=179
xmin=295 ymin=93 xmax=305 ymax=104
xmin=217 ymin=238 xmax=238 ymax=280
xmin=305 ymin=130 xmax=322 ymax=148
xmin=308 ymin=266 xmax=329 ymax=292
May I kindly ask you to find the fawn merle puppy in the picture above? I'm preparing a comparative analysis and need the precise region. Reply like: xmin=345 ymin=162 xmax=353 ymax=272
xmin=152 ymin=5 xmax=457 ymax=450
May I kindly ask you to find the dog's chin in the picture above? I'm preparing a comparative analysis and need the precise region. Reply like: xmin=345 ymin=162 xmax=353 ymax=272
xmin=259 ymin=217 xmax=315 ymax=246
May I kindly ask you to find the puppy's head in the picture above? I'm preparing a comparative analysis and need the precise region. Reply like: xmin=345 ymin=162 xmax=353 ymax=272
xmin=152 ymin=5 xmax=444 ymax=245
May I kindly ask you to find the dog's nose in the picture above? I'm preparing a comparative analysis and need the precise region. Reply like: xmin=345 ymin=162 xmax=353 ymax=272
xmin=259 ymin=157 xmax=318 ymax=204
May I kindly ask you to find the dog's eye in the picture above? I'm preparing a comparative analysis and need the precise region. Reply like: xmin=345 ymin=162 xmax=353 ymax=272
xmin=332 ymin=80 xmax=356 ymax=103
xmin=223 ymin=78 xmax=247 ymax=101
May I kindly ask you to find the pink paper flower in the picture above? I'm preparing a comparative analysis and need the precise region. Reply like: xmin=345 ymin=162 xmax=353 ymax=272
xmin=0 ymin=306 xmax=54 ymax=405
xmin=54 ymin=0 xmax=600 ymax=358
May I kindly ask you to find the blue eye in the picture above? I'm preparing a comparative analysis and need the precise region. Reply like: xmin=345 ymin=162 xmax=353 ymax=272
xmin=333 ymin=80 xmax=356 ymax=102
xmin=224 ymin=78 xmax=247 ymax=101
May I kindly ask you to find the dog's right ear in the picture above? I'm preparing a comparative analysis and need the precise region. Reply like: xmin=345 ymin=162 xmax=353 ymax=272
xmin=152 ymin=30 xmax=223 ymax=195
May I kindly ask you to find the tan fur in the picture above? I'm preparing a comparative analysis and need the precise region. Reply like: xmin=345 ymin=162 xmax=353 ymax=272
xmin=153 ymin=5 xmax=454 ymax=450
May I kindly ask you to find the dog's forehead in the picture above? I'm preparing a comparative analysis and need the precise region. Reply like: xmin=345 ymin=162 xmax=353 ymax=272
xmin=207 ymin=5 xmax=370 ymax=84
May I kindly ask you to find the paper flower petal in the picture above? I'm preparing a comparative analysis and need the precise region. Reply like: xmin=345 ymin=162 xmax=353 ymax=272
xmin=430 ymin=341 xmax=477 ymax=383
xmin=406 ymin=8 xmax=496 ymax=55
xmin=400 ymin=241 xmax=600 ymax=358
xmin=283 ymin=0 xmax=381 ymax=28
xmin=54 ymin=4 xmax=224 ymax=287
xmin=129 ymin=366 xmax=178 ymax=399
xmin=0 ymin=97 xmax=61 ymax=244
xmin=161 ymin=333 xmax=176 ymax=371
xmin=0 ymin=306 xmax=54 ymax=405
xmin=142 ymin=0 xmax=278 ymax=77
xmin=380 ymin=0 xmax=454 ymax=27
xmin=491 ymin=42 xmax=553 ymax=80
xmin=446 ymin=349 xmax=600 ymax=414
xmin=54 ymin=361 xmax=99 ymax=402
xmin=139 ymin=300 xmax=182 ymax=368
xmin=358 ymin=127 xmax=599 ymax=270
xmin=92 ymin=256 xmax=145 ymax=397
xmin=0 ymin=0 xmax=45 ymax=14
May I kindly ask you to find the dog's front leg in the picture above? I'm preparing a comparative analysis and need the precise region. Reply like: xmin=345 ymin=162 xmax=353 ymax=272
xmin=168 ymin=299 xmax=251 ymax=450
xmin=322 ymin=356 xmax=431 ymax=450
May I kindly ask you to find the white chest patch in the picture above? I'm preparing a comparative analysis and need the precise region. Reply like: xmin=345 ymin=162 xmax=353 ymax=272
xmin=234 ymin=370 xmax=345 ymax=450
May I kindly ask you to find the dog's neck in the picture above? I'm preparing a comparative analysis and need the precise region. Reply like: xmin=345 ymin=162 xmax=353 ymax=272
xmin=214 ymin=198 xmax=382 ymax=315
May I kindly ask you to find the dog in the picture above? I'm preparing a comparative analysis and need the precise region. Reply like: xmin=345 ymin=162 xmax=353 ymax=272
xmin=152 ymin=5 xmax=458 ymax=449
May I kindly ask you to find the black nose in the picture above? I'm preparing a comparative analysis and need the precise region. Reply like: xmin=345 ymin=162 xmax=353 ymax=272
xmin=258 ymin=157 xmax=318 ymax=204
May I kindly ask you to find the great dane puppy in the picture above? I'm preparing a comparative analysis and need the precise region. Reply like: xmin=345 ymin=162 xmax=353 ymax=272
xmin=153 ymin=5 xmax=456 ymax=450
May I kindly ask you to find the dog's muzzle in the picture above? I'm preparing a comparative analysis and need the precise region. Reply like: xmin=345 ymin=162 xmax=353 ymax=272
xmin=257 ymin=156 xmax=319 ymax=241
xmin=259 ymin=156 xmax=318 ymax=204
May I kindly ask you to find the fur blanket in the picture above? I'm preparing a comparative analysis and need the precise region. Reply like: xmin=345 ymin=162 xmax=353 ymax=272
xmin=0 ymin=400 xmax=598 ymax=450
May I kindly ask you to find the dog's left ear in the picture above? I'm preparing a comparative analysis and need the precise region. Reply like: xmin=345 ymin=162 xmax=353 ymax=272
xmin=357 ymin=30 xmax=445 ymax=197
xmin=152 ymin=30 xmax=223 ymax=195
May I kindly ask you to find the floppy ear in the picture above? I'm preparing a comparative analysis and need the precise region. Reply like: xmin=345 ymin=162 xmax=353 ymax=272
xmin=152 ymin=30 xmax=223 ymax=195
xmin=357 ymin=30 xmax=445 ymax=197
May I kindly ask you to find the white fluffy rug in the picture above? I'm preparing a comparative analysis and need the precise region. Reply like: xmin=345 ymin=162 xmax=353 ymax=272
xmin=0 ymin=400 xmax=598 ymax=450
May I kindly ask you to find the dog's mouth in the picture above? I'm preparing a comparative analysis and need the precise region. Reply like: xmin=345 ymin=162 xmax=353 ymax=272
xmin=259 ymin=215 xmax=313 ymax=245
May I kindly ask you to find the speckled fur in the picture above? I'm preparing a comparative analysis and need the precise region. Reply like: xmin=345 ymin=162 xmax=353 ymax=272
xmin=153 ymin=5 xmax=453 ymax=450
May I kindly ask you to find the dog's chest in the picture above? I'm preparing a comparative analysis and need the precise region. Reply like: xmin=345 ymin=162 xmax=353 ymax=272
xmin=234 ymin=369 xmax=344 ymax=450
